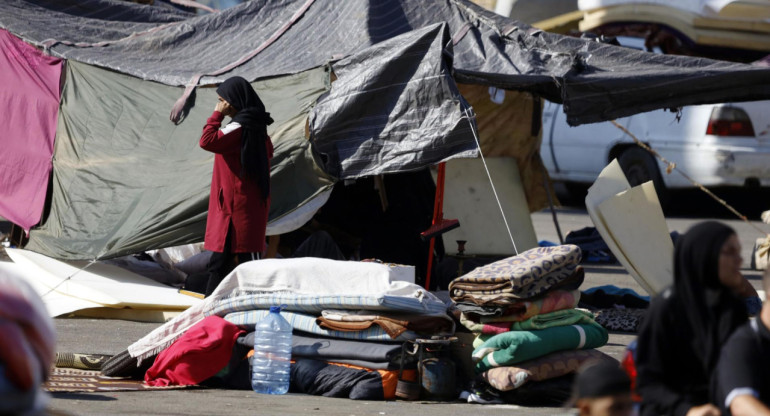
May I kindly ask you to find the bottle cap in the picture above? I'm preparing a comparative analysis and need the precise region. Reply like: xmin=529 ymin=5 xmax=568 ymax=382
xmin=269 ymin=306 xmax=282 ymax=313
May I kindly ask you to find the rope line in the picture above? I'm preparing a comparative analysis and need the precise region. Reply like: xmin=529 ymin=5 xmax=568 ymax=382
xmin=462 ymin=105 xmax=519 ymax=255
xmin=609 ymin=119 xmax=770 ymax=237
xmin=41 ymin=259 xmax=97 ymax=298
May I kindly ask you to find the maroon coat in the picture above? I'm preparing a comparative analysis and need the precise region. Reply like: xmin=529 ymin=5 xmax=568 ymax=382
xmin=199 ymin=111 xmax=273 ymax=253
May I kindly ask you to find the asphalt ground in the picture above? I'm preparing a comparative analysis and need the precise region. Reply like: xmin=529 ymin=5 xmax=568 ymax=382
xmin=1 ymin=201 xmax=767 ymax=415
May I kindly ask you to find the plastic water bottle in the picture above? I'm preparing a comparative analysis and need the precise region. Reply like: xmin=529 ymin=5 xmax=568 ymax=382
xmin=251 ymin=305 xmax=292 ymax=394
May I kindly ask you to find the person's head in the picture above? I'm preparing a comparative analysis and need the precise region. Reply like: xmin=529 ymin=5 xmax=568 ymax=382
xmin=675 ymin=221 xmax=743 ymax=294
xmin=673 ymin=221 xmax=749 ymax=373
xmin=215 ymin=76 xmax=265 ymax=118
xmin=214 ymin=76 xmax=273 ymax=200
xmin=570 ymin=361 xmax=633 ymax=416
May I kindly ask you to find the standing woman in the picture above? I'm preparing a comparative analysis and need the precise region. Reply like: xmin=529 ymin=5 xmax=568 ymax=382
xmin=196 ymin=76 xmax=274 ymax=297
xmin=635 ymin=221 xmax=756 ymax=416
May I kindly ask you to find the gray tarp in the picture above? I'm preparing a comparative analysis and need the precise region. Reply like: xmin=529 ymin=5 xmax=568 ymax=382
xmin=3 ymin=0 xmax=770 ymax=125
xmin=22 ymin=22 xmax=476 ymax=260
xmin=25 ymin=62 xmax=335 ymax=259
xmin=310 ymin=23 xmax=477 ymax=179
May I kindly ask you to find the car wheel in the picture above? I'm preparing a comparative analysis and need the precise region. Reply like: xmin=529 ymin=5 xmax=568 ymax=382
xmin=561 ymin=182 xmax=589 ymax=207
xmin=617 ymin=146 xmax=669 ymax=208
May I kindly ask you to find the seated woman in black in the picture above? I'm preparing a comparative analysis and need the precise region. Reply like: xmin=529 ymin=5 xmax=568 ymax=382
xmin=636 ymin=221 xmax=754 ymax=416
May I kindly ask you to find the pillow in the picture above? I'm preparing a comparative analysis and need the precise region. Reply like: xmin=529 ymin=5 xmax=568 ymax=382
xmin=480 ymin=349 xmax=617 ymax=391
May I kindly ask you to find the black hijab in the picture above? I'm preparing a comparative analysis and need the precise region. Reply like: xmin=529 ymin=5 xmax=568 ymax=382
xmin=216 ymin=76 xmax=274 ymax=201
xmin=674 ymin=221 xmax=747 ymax=375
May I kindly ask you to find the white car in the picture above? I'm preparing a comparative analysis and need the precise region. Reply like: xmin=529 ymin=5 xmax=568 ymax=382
xmin=540 ymin=40 xmax=770 ymax=205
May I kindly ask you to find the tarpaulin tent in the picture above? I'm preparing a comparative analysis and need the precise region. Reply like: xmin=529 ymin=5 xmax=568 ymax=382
xmin=5 ymin=0 xmax=770 ymax=123
xmin=2 ymin=0 xmax=770 ymax=261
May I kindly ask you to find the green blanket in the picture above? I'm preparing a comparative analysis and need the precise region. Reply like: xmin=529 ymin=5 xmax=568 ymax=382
xmin=510 ymin=308 xmax=595 ymax=331
xmin=470 ymin=308 xmax=597 ymax=348
xmin=472 ymin=322 xmax=608 ymax=373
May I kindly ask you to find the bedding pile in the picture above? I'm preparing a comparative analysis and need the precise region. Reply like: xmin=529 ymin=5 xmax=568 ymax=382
xmin=104 ymin=258 xmax=451 ymax=400
xmin=449 ymin=245 xmax=611 ymax=404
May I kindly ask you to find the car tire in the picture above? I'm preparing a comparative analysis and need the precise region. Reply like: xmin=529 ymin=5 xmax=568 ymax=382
xmin=561 ymin=182 xmax=589 ymax=207
xmin=617 ymin=146 xmax=669 ymax=208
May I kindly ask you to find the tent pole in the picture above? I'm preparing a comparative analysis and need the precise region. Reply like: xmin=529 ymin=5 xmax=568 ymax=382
xmin=542 ymin=164 xmax=564 ymax=244
xmin=424 ymin=162 xmax=446 ymax=290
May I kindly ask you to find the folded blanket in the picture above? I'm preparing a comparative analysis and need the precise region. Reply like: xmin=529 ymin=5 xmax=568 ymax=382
xmin=451 ymin=267 xmax=584 ymax=306
xmin=449 ymin=245 xmax=581 ymax=302
xmin=207 ymin=292 xmax=447 ymax=317
xmin=225 ymin=309 xmax=419 ymax=342
xmin=239 ymin=332 xmax=403 ymax=364
xmin=479 ymin=349 xmax=617 ymax=391
xmin=319 ymin=310 xmax=455 ymax=338
xmin=510 ymin=308 xmax=595 ymax=331
xmin=316 ymin=316 xmax=409 ymax=339
xmin=456 ymin=289 xmax=580 ymax=324
xmin=461 ymin=308 xmax=595 ymax=340
xmin=472 ymin=322 xmax=609 ymax=372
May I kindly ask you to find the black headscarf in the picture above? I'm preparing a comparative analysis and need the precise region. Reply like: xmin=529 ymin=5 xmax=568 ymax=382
xmin=673 ymin=221 xmax=747 ymax=375
xmin=216 ymin=76 xmax=274 ymax=201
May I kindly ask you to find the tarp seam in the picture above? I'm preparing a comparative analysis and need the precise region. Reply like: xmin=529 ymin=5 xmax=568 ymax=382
xmin=41 ymin=21 xmax=183 ymax=51
xmin=169 ymin=0 xmax=318 ymax=124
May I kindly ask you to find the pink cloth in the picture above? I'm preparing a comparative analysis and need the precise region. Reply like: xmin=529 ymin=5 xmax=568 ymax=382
xmin=0 ymin=29 xmax=61 ymax=230
xmin=480 ymin=321 xmax=512 ymax=335
xmin=478 ymin=289 xmax=580 ymax=324
xmin=144 ymin=316 xmax=245 ymax=387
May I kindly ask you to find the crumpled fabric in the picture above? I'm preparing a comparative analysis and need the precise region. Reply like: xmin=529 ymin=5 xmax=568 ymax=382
xmin=145 ymin=316 xmax=244 ymax=386
xmin=0 ymin=269 xmax=56 ymax=414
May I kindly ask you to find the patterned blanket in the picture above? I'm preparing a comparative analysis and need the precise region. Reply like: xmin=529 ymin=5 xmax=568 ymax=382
xmin=456 ymin=289 xmax=580 ymax=322
xmin=449 ymin=245 xmax=582 ymax=302
xmin=593 ymin=308 xmax=647 ymax=332
xmin=45 ymin=368 xmax=192 ymax=392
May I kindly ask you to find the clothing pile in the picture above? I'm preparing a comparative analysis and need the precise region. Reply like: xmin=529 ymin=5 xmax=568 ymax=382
xmin=449 ymin=245 xmax=612 ymax=405
xmin=579 ymin=285 xmax=650 ymax=333
xmin=104 ymin=257 xmax=453 ymax=400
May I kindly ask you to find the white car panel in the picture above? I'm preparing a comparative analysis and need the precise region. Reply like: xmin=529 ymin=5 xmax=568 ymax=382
xmin=541 ymin=100 xmax=770 ymax=190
